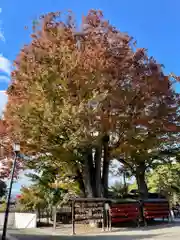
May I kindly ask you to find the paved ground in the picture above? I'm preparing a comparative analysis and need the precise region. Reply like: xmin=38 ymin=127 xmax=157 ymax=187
xmin=3 ymin=221 xmax=180 ymax=239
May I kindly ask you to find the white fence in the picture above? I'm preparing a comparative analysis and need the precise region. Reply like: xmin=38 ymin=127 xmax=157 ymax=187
xmin=0 ymin=212 xmax=37 ymax=229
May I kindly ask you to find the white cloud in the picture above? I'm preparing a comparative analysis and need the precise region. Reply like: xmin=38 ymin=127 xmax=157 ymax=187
xmin=0 ymin=90 xmax=7 ymax=115
xmin=0 ymin=55 xmax=11 ymax=76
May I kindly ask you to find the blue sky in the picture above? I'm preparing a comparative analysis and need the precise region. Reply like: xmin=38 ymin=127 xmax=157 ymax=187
xmin=0 ymin=0 xmax=180 ymax=193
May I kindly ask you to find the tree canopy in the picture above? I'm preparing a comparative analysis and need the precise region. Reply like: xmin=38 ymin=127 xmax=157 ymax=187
xmin=4 ymin=10 xmax=180 ymax=198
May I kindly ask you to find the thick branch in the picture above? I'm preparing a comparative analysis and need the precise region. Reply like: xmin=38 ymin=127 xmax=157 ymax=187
xmin=118 ymin=158 xmax=135 ymax=173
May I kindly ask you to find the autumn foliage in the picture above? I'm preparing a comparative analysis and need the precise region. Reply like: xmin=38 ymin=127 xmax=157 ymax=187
xmin=0 ymin=120 xmax=23 ymax=178
xmin=4 ymin=10 xmax=180 ymax=197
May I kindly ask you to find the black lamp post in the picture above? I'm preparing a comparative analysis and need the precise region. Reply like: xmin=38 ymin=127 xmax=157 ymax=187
xmin=1 ymin=143 xmax=20 ymax=240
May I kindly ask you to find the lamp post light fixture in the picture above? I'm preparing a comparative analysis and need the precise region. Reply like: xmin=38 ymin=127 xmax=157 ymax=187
xmin=2 ymin=143 xmax=20 ymax=240
xmin=13 ymin=143 xmax=20 ymax=153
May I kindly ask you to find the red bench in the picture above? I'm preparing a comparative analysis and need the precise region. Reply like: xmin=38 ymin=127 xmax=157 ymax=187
xmin=109 ymin=202 xmax=140 ymax=227
xmin=143 ymin=200 xmax=170 ymax=224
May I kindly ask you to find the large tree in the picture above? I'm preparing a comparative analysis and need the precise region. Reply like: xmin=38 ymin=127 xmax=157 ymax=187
xmin=4 ymin=10 xmax=180 ymax=198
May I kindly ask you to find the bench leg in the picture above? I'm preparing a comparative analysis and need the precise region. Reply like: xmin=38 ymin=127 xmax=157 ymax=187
xmin=137 ymin=219 xmax=140 ymax=228
xmin=144 ymin=219 xmax=147 ymax=227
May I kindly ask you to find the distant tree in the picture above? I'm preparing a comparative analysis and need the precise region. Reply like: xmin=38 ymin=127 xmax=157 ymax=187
xmin=18 ymin=185 xmax=47 ymax=211
xmin=128 ymin=181 xmax=138 ymax=192
xmin=17 ymin=161 xmax=80 ymax=213
xmin=109 ymin=181 xmax=128 ymax=198
xmin=147 ymin=163 xmax=180 ymax=203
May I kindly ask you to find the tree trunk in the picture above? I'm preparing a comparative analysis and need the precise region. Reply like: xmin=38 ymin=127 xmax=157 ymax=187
xmin=46 ymin=209 xmax=49 ymax=224
xmin=136 ymin=163 xmax=148 ymax=199
xmin=83 ymin=148 xmax=96 ymax=197
xmin=53 ymin=206 xmax=57 ymax=230
xmin=94 ymin=145 xmax=102 ymax=197
xmin=38 ymin=207 xmax=41 ymax=223
xmin=123 ymin=172 xmax=126 ymax=189
xmin=102 ymin=135 xmax=110 ymax=198
xmin=75 ymin=168 xmax=86 ymax=197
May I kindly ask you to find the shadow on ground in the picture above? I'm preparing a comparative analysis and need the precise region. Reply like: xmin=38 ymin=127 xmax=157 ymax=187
xmin=111 ymin=220 xmax=180 ymax=232
xmin=37 ymin=222 xmax=53 ymax=227
xmin=8 ymin=220 xmax=180 ymax=239
xmin=9 ymin=233 xmax=159 ymax=240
